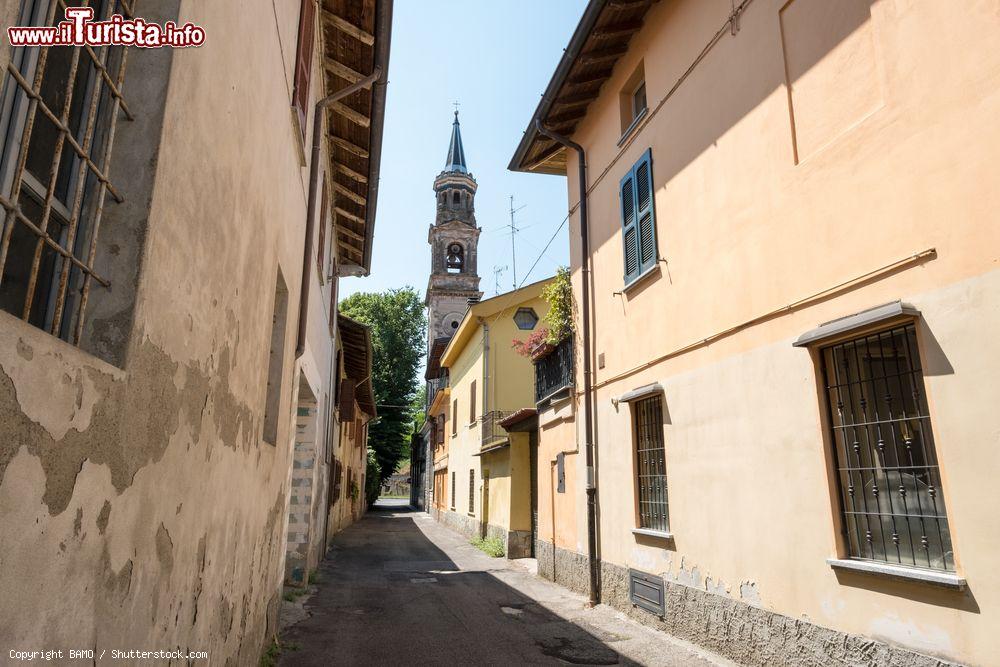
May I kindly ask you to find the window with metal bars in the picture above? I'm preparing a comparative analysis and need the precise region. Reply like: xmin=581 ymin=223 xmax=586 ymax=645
xmin=468 ymin=468 xmax=474 ymax=514
xmin=0 ymin=0 xmax=133 ymax=346
xmin=450 ymin=471 xmax=456 ymax=510
xmin=821 ymin=323 xmax=953 ymax=571
xmin=633 ymin=395 xmax=669 ymax=533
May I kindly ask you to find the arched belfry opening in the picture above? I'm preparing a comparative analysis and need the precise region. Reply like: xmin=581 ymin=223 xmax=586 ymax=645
xmin=446 ymin=243 xmax=464 ymax=273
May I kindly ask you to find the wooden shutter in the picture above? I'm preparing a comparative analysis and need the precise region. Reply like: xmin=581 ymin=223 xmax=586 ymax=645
xmin=469 ymin=380 xmax=476 ymax=424
xmin=332 ymin=459 xmax=343 ymax=503
xmin=451 ymin=399 xmax=458 ymax=435
xmin=634 ymin=149 xmax=657 ymax=274
xmin=620 ymin=169 xmax=639 ymax=283
xmin=292 ymin=0 xmax=316 ymax=136
xmin=620 ymin=148 xmax=657 ymax=284
xmin=339 ymin=378 xmax=356 ymax=422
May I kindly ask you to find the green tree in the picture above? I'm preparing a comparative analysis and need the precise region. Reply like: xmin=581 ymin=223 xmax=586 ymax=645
xmin=364 ymin=449 xmax=382 ymax=507
xmin=411 ymin=385 xmax=427 ymax=432
xmin=340 ymin=287 xmax=426 ymax=490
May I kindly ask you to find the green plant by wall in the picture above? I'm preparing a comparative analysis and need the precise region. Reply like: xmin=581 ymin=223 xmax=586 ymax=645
xmin=364 ymin=449 xmax=382 ymax=507
xmin=470 ymin=536 xmax=505 ymax=558
xmin=541 ymin=266 xmax=573 ymax=345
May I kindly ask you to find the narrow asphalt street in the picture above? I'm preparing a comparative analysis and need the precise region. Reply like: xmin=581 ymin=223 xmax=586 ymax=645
xmin=278 ymin=500 xmax=731 ymax=666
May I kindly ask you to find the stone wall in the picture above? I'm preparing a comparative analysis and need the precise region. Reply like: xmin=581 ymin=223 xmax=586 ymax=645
xmin=599 ymin=561 xmax=959 ymax=667
xmin=535 ymin=541 xmax=590 ymax=596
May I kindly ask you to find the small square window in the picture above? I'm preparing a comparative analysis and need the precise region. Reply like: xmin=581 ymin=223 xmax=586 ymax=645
xmin=513 ymin=307 xmax=538 ymax=330
xmin=632 ymin=82 xmax=647 ymax=120
xmin=619 ymin=61 xmax=646 ymax=135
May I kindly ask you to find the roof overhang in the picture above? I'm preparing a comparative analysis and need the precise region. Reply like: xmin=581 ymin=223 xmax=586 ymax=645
xmin=338 ymin=313 xmax=377 ymax=417
xmin=440 ymin=276 xmax=555 ymax=368
xmin=499 ymin=408 xmax=538 ymax=433
xmin=508 ymin=0 xmax=654 ymax=175
xmin=321 ymin=0 xmax=393 ymax=274
xmin=425 ymin=336 xmax=452 ymax=380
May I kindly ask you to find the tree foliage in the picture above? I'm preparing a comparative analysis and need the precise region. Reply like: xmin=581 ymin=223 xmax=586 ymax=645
xmin=364 ymin=449 xmax=381 ymax=508
xmin=340 ymin=287 xmax=426 ymax=487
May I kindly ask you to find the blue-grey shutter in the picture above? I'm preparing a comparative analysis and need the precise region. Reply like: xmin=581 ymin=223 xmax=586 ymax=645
xmin=634 ymin=149 xmax=657 ymax=274
xmin=620 ymin=169 xmax=639 ymax=283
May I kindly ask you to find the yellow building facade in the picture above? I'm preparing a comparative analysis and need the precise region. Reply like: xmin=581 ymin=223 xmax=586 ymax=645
xmin=434 ymin=280 xmax=552 ymax=558
xmin=511 ymin=1 xmax=1000 ymax=665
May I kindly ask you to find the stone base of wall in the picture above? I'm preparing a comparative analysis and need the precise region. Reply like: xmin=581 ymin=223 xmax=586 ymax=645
xmin=507 ymin=530 xmax=532 ymax=559
xmin=598 ymin=560 xmax=958 ymax=667
xmin=535 ymin=540 xmax=590 ymax=596
xmin=435 ymin=508 xmax=480 ymax=540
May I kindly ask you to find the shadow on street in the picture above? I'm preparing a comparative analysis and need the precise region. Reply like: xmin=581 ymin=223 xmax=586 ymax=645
xmin=279 ymin=504 xmax=639 ymax=666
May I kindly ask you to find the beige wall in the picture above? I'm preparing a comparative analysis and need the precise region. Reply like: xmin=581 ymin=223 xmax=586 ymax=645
xmin=0 ymin=0 xmax=358 ymax=661
xmin=536 ymin=398 xmax=584 ymax=554
xmin=441 ymin=286 xmax=550 ymax=534
xmin=445 ymin=340 xmax=483 ymax=516
xmin=550 ymin=0 xmax=1000 ymax=663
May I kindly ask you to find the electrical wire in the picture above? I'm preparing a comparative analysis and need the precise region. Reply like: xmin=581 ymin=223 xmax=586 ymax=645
xmin=517 ymin=212 xmax=569 ymax=288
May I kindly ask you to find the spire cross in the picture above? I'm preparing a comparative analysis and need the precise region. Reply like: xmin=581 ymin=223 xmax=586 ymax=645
xmin=452 ymin=100 xmax=460 ymax=118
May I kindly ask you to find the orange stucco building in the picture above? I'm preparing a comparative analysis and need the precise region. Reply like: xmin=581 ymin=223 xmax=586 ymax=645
xmin=510 ymin=1 xmax=1000 ymax=664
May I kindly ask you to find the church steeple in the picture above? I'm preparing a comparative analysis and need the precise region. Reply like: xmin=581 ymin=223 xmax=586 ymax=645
xmin=444 ymin=110 xmax=468 ymax=174
xmin=425 ymin=110 xmax=482 ymax=345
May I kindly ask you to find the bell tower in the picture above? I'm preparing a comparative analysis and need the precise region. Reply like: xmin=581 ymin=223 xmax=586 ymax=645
xmin=426 ymin=111 xmax=482 ymax=346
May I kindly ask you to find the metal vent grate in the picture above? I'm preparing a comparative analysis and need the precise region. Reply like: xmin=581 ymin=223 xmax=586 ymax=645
xmin=629 ymin=569 xmax=665 ymax=616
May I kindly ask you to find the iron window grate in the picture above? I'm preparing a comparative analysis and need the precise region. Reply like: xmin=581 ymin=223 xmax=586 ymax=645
xmin=468 ymin=469 xmax=474 ymax=514
xmin=822 ymin=323 xmax=953 ymax=571
xmin=634 ymin=395 xmax=668 ymax=533
xmin=0 ymin=0 xmax=134 ymax=346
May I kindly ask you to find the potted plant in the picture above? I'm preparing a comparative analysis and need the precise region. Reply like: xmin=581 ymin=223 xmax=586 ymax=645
xmin=511 ymin=267 xmax=574 ymax=361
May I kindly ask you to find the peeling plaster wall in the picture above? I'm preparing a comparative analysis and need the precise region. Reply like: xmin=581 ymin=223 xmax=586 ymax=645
xmin=0 ymin=0 xmax=348 ymax=661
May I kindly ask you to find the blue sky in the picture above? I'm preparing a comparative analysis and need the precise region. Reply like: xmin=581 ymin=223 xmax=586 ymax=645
xmin=340 ymin=0 xmax=586 ymax=301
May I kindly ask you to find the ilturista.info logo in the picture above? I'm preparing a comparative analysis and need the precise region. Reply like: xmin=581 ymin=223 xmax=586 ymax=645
xmin=7 ymin=6 xmax=206 ymax=48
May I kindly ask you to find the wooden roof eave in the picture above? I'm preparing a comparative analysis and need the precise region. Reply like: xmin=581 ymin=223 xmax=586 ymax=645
xmin=320 ymin=0 xmax=393 ymax=273
xmin=508 ymin=0 xmax=652 ymax=174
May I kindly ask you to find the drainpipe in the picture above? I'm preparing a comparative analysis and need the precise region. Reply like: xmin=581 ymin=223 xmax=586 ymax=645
xmin=533 ymin=120 xmax=599 ymax=607
xmin=295 ymin=67 xmax=383 ymax=359
xmin=481 ymin=318 xmax=490 ymax=417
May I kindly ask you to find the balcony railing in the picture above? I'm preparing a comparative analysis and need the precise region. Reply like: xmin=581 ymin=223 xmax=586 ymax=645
xmin=534 ymin=336 xmax=574 ymax=404
xmin=480 ymin=410 xmax=512 ymax=451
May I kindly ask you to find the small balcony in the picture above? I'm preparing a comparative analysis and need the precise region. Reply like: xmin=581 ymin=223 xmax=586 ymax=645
xmin=480 ymin=410 xmax=512 ymax=452
xmin=534 ymin=336 xmax=574 ymax=405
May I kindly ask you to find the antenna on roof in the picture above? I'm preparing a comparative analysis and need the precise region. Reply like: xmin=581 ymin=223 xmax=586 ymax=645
xmin=493 ymin=265 xmax=508 ymax=296
xmin=509 ymin=196 xmax=526 ymax=289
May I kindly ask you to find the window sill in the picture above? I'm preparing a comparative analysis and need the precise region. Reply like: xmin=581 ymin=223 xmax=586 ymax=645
xmin=622 ymin=264 xmax=661 ymax=295
xmin=617 ymin=107 xmax=648 ymax=147
xmin=632 ymin=527 xmax=673 ymax=540
xmin=827 ymin=559 xmax=966 ymax=589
